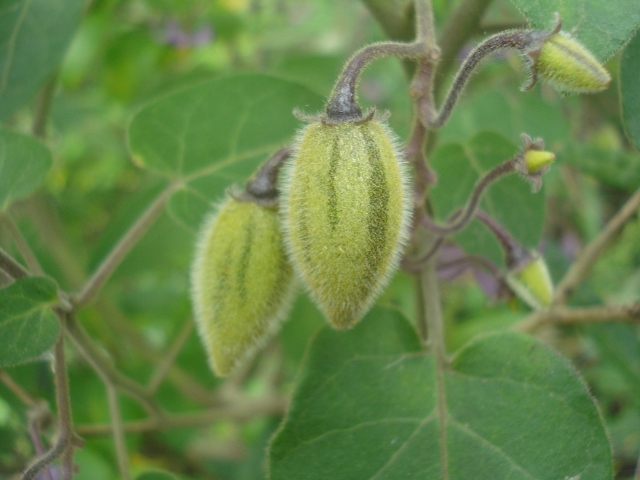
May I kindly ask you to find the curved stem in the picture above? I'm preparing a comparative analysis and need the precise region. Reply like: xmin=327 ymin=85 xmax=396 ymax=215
xmin=421 ymin=159 xmax=516 ymax=236
xmin=326 ymin=41 xmax=427 ymax=122
xmin=422 ymin=29 xmax=537 ymax=128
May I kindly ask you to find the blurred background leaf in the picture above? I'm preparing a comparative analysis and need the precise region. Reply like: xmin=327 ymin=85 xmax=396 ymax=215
xmin=0 ymin=0 xmax=84 ymax=121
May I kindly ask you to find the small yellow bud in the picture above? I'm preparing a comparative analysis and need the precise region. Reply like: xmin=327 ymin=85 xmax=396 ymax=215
xmin=536 ymin=32 xmax=611 ymax=93
xmin=191 ymin=198 xmax=294 ymax=376
xmin=506 ymin=254 xmax=554 ymax=309
xmin=523 ymin=149 xmax=556 ymax=174
xmin=282 ymin=119 xmax=411 ymax=329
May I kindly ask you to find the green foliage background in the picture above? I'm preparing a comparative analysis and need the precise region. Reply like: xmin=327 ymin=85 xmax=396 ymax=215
xmin=1 ymin=0 xmax=639 ymax=479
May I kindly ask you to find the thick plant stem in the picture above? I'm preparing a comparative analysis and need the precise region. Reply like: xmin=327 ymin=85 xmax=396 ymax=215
xmin=419 ymin=256 xmax=449 ymax=478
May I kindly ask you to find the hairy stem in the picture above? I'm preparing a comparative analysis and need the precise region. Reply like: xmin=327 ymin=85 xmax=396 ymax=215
xmin=419 ymin=257 xmax=449 ymax=478
xmin=73 ymin=181 xmax=180 ymax=308
xmin=326 ymin=41 xmax=427 ymax=122
xmin=422 ymin=29 xmax=537 ymax=128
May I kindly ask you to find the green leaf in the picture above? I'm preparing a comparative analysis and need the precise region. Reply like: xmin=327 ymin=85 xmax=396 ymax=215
xmin=438 ymin=89 xmax=570 ymax=148
xmin=127 ymin=73 xmax=324 ymax=230
xmin=430 ymin=131 xmax=545 ymax=265
xmin=0 ymin=0 xmax=84 ymax=121
xmin=269 ymin=309 xmax=612 ymax=480
xmin=0 ymin=129 xmax=52 ymax=210
xmin=621 ymin=30 xmax=640 ymax=150
xmin=0 ymin=277 xmax=59 ymax=366
xmin=510 ymin=0 xmax=640 ymax=61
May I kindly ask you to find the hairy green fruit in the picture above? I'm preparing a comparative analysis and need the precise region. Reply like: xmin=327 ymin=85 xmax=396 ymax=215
xmin=536 ymin=32 xmax=611 ymax=93
xmin=191 ymin=198 xmax=294 ymax=377
xmin=506 ymin=253 xmax=554 ymax=309
xmin=282 ymin=120 xmax=410 ymax=329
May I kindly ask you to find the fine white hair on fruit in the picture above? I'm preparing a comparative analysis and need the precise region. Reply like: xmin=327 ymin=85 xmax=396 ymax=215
xmin=190 ymin=197 xmax=296 ymax=376
xmin=280 ymin=118 xmax=412 ymax=329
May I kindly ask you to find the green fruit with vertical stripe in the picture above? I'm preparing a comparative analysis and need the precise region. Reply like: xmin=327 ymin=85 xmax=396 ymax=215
xmin=191 ymin=198 xmax=295 ymax=377
xmin=282 ymin=120 xmax=411 ymax=329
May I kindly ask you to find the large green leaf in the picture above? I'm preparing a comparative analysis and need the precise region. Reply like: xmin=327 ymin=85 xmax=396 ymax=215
xmin=0 ymin=129 xmax=51 ymax=210
xmin=429 ymin=131 xmax=545 ymax=265
xmin=269 ymin=308 xmax=612 ymax=480
xmin=0 ymin=129 xmax=52 ymax=210
xmin=0 ymin=277 xmax=59 ymax=366
xmin=127 ymin=74 xmax=324 ymax=230
xmin=510 ymin=0 xmax=640 ymax=61
xmin=621 ymin=30 xmax=640 ymax=150
xmin=0 ymin=0 xmax=84 ymax=121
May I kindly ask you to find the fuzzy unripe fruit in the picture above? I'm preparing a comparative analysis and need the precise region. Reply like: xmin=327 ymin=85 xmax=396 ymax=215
xmin=191 ymin=198 xmax=294 ymax=377
xmin=536 ymin=32 xmax=611 ymax=93
xmin=506 ymin=253 xmax=554 ymax=309
xmin=522 ymin=149 xmax=556 ymax=174
xmin=282 ymin=120 xmax=410 ymax=329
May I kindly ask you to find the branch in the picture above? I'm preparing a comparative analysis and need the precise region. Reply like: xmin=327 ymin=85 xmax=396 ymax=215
xmin=75 ymin=394 xmax=288 ymax=435
xmin=105 ymin=384 xmax=131 ymax=480
xmin=0 ymin=246 xmax=28 ymax=279
xmin=96 ymin=300 xmax=219 ymax=406
xmin=420 ymin=159 xmax=515 ymax=235
xmin=32 ymin=75 xmax=58 ymax=139
xmin=0 ymin=369 xmax=41 ymax=408
xmin=554 ymin=187 xmax=640 ymax=304
xmin=22 ymin=332 xmax=84 ymax=480
xmin=73 ymin=182 xmax=180 ymax=308
xmin=64 ymin=315 xmax=163 ymax=417
xmin=515 ymin=304 xmax=640 ymax=333
xmin=1 ymin=213 xmax=43 ymax=275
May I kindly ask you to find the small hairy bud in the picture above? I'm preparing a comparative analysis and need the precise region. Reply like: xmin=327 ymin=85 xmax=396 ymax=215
xmin=506 ymin=253 xmax=554 ymax=309
xmin=191 ymin=198 xmax=294 ymax=376
xmin=523 ymin=149 xmax=556 ymax=174
xmin=514 ymin=134 xmax=555 ymax=192
xmin=535 ymin=32 xmax=611 ymax=93
xmin=282 ymin=119 xmax=411 ymax=329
